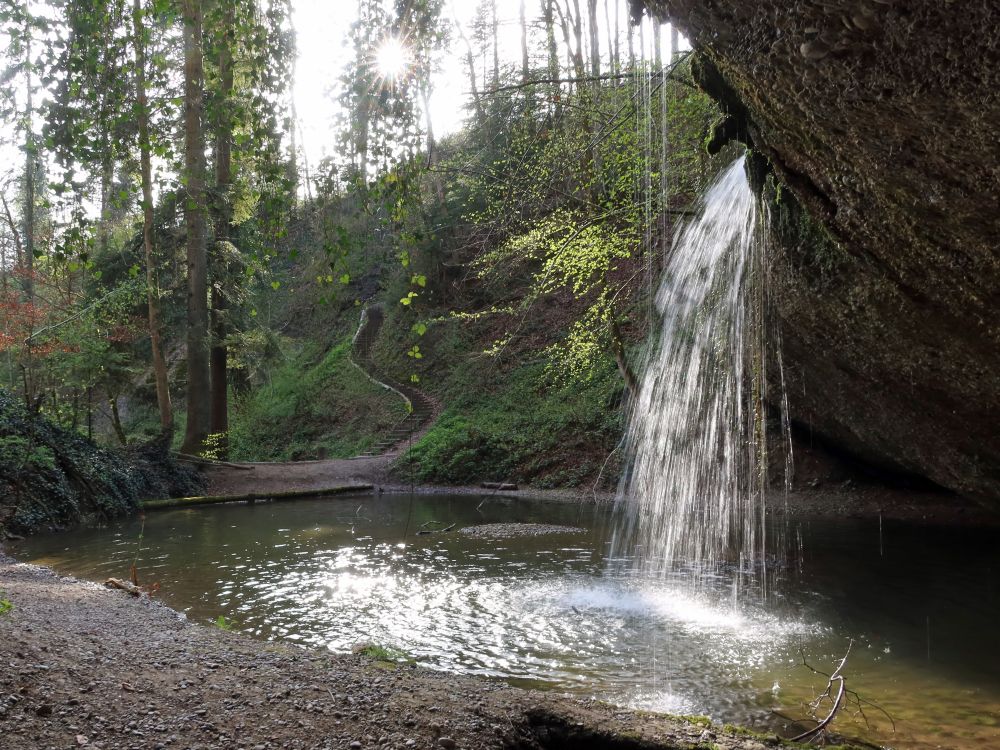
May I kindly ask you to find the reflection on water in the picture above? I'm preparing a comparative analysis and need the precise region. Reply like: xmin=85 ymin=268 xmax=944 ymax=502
xmin=13 ymin=494 xmax=1000 ymax=749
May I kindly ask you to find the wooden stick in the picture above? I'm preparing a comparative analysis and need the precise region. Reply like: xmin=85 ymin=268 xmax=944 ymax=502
xmin=141 ymin=484 xmax=373 ymax=510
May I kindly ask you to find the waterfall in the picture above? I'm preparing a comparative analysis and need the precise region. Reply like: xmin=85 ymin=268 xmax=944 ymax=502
xmin=612 ymin=157 xmax=781 ymax=590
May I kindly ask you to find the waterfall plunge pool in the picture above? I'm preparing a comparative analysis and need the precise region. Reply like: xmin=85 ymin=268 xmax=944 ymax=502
xmin=12 ymin=492 xmax=1000 ymax=749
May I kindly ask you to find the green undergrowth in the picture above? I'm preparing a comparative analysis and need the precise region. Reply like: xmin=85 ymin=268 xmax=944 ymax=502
xmin=227 ymin=338 xmax=408 ymax=461
xmin=381 ymin=311 xmax=627 ymax=489
xmin=0 ymin=388 xmax=201 ymax=534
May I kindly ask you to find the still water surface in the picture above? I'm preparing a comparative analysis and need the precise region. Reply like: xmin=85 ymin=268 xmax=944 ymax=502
xmin=14 ymin=493 xmax=1000 ymax=748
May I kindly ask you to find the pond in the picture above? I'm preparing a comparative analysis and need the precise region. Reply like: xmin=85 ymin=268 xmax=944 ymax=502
xmin=12 ymin=493 xmax=1000 ymax=749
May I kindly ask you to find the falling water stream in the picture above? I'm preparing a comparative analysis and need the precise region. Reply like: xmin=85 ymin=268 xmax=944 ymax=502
xmin=612 ymin=157 xmax=780 ymax=591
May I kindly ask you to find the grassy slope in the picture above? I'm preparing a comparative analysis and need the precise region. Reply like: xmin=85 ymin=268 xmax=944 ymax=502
xmin=373 ymin=296 xmax=629 ymax=490
xmin=227 ymin=338 xmax=408 ymax=462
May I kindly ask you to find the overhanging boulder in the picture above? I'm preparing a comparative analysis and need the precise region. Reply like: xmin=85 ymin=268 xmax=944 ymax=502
xmin=637 ymin=1 xmax=1000 ymax=505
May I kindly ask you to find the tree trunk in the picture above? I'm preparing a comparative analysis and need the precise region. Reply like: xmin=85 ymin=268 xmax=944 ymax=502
xmin=627 ymin=12 xmax=635 ymax=71
xmin=571 ymin=0 xmax=585 ymax=79
xmin=22 ymin=8 xmax=34 ymax=302
xmin=491 ymin=0 xmax=500 ymax=89
xmin=606 ymin=0 xmax=618 ymax=78
xmin=1 ymin=195 xmax=23 ymax=269
xmin=97 ymin=157 xmax=113 ymax=256
xmin=286 ymin=26 xmax=299 ymax=201
xmin=132 ymin=0 xmax=173 ymax=434
xmin=542 ymin=0 xmax=561 ymax=115
xmin=587 ymin=0 xmax=600 ymax=79
xmin=653 ymin=16 xmax=662 ymax=70
xmin=180 ymin=0 xmax=211 ymax=456
xmin=556 ymin=1 xmax=584 ymax=85
xmin=519 ymin=0 xmax=529 ymax=83
xmin=210 ymin=1 xmax=235 ymax=454
xmin=109 ymin=394 xmax=128 ymax=446
xmin=610 ymin=315 xmax=638 ymax=394
xmin=586 ymin=0 xmax=603 ymax=198
xmin=420 ymin=83 xmax=445 ymax=205
xmin=457 ymin=17 xmax=485 ymax=121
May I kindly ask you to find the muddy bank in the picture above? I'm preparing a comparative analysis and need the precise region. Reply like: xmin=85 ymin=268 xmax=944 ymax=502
xmin=0 ymin=550 xmax=799 ymax=750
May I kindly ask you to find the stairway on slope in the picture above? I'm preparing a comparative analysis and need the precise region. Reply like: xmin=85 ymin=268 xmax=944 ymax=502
xmin=351 ymin=305 xmax=437 ymax=458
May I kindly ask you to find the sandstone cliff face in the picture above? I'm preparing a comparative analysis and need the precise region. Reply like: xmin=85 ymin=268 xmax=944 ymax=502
xmin=637 ymin=1 xmax=1000 ymax=504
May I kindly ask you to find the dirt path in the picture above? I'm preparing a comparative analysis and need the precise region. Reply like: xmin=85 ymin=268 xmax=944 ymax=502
xmin=0 ymin=551 xmax=789 ymax=750
xmin=202 ymin=304 xmax=444 ymax=498
xmin=202 ymin=455 xmax=391 ymax=496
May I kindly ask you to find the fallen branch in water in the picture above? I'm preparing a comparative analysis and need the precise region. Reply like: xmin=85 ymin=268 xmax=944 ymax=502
xmin=416 ymin=523 xmax=456 ymax=536
xmin=141 ymin=484 xmax=373 ymax=510
xmin=104 ymin=578 xmax=142 ymax=597
xmin=787 ymin=641 xmax=895 ymax=744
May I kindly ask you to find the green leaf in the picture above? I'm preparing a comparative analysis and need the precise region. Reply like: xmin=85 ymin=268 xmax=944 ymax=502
xmin=412 ymin=322 xmax=427 ymax=336
xmin=271 ymin=281 xmax=281 ymax=290
xmin=411 ymin=274 xmax=426 ymax=287
xmin=339 ymin=273 xmax=350 ymax=284
xmin=128 ymin=264 xmax=140 ymax=278
xmin=410 ymin=374 xmax=420 ymax=383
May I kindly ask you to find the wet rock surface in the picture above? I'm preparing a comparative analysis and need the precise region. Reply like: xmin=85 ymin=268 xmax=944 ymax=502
xmin=0 ymin=551 xmax=794 ymax=750
xmin=638 ymin=0 xmax=1000 ymax=506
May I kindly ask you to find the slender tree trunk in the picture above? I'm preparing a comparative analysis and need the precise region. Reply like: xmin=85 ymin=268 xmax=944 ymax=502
xmin=97 ymin=158 xmax=112 ymax=256
xmin=0 ymin=226 xmax=7 ymax=295
xmin=587 ymin=0 xmax=600 ymax=79
xmin=491 ymin=0 xmax=500 ymax=89
xmin=556 ymin=1 xmax=584 ymax=85
xmin=180 ymin=0 xmax=211 ymax=455
xmin=132 ymin=0 xmax=173 ymax=433
xmin=627 ymin=13 xmax=635 ymax=70
xmin=542 ymin=0 xmax=561 ymax=115
xmin=519 ymin=0 xmax=529 ymax=83
xmin=610 ymin=315 xmax=637 ymax=393
xmin=420 ymin=83 xmax=445 ymax=205
xmin=286 ymin=26 xmax=299 ymax=201
xmin=571 ymin=0 xmax=585 ymax=79
xmin=22 ymin=10 xmax=34 ymax=302
xmin=607 ymin=0 xmax=618 ymax=77
xmin=586 ymin=0 xmax=603 ymax=199
xmin=653 ymin=17 xmax=662 ymax=70
xmin=670 ymin=22 xmax=679 ymax=61
xmin=457 ymin=17 xmax=485 ymax=121
xmin=210 ymin=1 xmax=235 ymax=454
xmin=109 ymin=394 xmax=127 ymax=446
xmin=1 ymin=195 xmax=23 ymax=269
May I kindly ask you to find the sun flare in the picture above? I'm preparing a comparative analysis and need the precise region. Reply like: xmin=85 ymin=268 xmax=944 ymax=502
xmin=375 ymin=37 xmax=408 ymax=79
